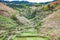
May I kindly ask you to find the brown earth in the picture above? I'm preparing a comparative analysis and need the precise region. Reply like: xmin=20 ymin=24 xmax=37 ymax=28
xmin=39 ymin=10 xmax=60 ymax=40
xmin=0 ymin=3 xmax=18 ymax=17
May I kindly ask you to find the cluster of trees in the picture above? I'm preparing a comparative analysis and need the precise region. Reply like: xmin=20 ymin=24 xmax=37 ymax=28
xmin=43 ymin=3 xmax=57 ymax=11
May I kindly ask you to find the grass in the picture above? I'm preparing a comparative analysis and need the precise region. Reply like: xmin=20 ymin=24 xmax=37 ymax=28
xmin=0 ymin=15 xmax=17 ymax=29
xmin=17 ymin=37 xmax=49 ymax=40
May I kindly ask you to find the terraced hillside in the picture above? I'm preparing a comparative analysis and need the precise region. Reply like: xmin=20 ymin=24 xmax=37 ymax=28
xmin=0 ymin=0 xmax=60 ymax=40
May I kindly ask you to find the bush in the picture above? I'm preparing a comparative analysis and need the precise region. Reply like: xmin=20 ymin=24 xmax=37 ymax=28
xmin=11 ymin=14 xmax=17 ymax=20
xmin=43 ymin=5 xmax=49 ymax=11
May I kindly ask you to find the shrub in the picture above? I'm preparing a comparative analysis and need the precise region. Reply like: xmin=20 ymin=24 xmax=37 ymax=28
xmin=43 ymin=5 xmax=49 ymax=11
xmin=11 ymin=14 xmax=17 ymax=20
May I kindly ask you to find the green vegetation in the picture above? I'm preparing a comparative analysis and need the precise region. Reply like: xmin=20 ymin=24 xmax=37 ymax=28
xmin=33 ymin=4 xmax=42 ymax=7
xmin=0 ymin=1 xmax=60 ymax=40
xmin=11 ymin=14 xmax=17 ymax=20
xmin=43 ymin=5 xmax=49 ymax=11
xmin=0 ymin=15 xmax=17 ymax=29
xmin=17 ymin=37 xmax=49 ymax=40
xmin=43 ymin=3 xmax=57 ymax=11
xmin=0 ymin=15 xmax=18 ymax=40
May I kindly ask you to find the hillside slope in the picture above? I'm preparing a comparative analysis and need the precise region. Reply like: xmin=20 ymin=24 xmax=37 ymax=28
xmin=0 ymin=0 xmax=60 ymax=40
xmin=39 ymin=10 xmax=60 ymax=40
xmin=0 ymin=3 xmax=18 ymax=17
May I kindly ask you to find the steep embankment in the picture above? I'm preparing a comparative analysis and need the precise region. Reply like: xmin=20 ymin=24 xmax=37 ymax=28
xmin=0 ymin=3 xmax=18 ymax=17
xmin=39 ymin=9 xmax=60 ymax=40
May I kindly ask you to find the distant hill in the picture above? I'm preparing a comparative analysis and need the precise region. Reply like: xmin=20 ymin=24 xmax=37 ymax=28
xmin=0 ymin=1 xmax=54 ymax=5
xmin=0 ymin=1 xmax=32 ymax=5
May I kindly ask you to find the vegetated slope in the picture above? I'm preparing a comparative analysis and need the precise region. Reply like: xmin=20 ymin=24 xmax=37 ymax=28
xmin=0 ymin=3 xmax=37 ymax=39
xmin=0 ymin=1 xmax=60 ymax=40
xmin=0 ymin=3 xmax=18 ymax=29
xmin=39 ymin=9 xmax=60 ymax=40
xmin=0 ymin=3 xmax=33 ymax=27
xmin=0 ymin=3 xmax=19 ymax=40
xmin=31 ymin=0 xmax=60 ymax=29
xmin=6 ymin=0 xmax=60 ymax=32
xmin=0 ymin=3 xmax=18 ymax=17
